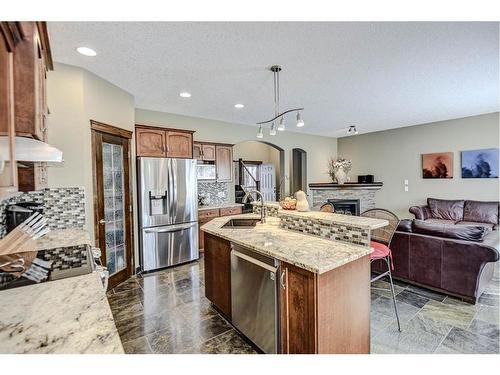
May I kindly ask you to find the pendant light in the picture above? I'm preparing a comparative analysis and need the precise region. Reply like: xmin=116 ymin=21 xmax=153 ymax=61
xmin=256 ymin=126 xmax=264 ymax=139
xmin=270 ymin=122 xmax=277 ymax=136
xmin=296 ymin=111 xmax=305 ymax=127
xmin=277 ymin=116 xmax=285 ymax=131
xmin=256 ymin=65 xmax=304 ymax=138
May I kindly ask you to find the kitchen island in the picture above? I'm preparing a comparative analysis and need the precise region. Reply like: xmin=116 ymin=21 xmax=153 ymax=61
xmin=201 ymin=212 xmax=387 ymax=354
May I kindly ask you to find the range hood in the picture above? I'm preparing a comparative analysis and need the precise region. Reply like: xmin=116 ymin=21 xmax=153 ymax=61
xmin=0 ymin=136 xmax=63 ymax=163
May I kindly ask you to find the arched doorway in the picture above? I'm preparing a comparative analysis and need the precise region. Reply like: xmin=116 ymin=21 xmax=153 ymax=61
xmin=232 ymin=140 xmax=285 ymax=205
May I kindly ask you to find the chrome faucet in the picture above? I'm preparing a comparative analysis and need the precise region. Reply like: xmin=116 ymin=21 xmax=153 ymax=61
xmin=242 ymin=190 xmax=267 ymax=224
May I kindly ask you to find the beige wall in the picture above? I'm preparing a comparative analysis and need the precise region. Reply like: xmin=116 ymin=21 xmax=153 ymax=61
xmin=338 ymin=112 xmax=500 ymax=218
xmin=136 ymin=109 xmax=338 ymax=201
xmin=47 ymin=63 xmax=136 ymax=256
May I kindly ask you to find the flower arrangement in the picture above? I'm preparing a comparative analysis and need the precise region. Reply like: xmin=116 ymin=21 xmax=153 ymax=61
xmin=328 ymin=157 xmax=352 ymax=183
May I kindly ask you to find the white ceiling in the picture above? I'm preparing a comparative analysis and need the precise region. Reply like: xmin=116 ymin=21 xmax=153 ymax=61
xmin=48 ymin=22 xmax=499 ymax=137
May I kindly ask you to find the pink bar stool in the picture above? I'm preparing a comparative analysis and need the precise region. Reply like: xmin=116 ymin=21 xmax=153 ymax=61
xmin=361 ymin=208 xmax=402 ymax=332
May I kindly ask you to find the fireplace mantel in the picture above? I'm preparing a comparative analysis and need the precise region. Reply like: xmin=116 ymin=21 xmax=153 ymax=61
xmin=309 ymin=182 xmax=383 ymax=189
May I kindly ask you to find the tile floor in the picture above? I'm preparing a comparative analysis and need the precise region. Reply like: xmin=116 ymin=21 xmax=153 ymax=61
xmin=107 ymin=257 xmax=500 ymax=354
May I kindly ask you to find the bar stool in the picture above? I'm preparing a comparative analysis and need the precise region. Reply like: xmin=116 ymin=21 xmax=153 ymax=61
xmin=361 ymin=208 xmax=402 ymax=332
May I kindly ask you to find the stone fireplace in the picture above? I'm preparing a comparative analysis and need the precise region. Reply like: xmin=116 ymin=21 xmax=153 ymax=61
xmin=309 ymin=182 xmax=383 ymax=214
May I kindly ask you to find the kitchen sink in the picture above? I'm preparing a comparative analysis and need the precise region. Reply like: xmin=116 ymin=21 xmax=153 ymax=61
xmin=222 ymin=218 xmax=261 ymax=228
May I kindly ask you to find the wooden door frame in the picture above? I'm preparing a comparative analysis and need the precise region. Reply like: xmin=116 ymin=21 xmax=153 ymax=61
xmin=90 ymin=120 xmax=134 ymax=288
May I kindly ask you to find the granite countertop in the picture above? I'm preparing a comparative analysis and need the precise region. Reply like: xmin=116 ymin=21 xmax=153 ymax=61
xmin=201 ymin=214 xmax=373 ymax=274
xmin=198 ymin=202 xmax=244 ymax=211
xmin=0 ymin=272 xmax=124 ymax=354
xmin=250 ymin=201 xmax=388 ymax=229
xmin=35 ymin=228 xmax=91 ymax=250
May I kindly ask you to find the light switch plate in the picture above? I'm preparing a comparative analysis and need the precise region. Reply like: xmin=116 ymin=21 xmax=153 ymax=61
xmin=404 ymin=179 xmax=409 ymax=185
xmin=404 ymin=186 xmax=409 ymax=192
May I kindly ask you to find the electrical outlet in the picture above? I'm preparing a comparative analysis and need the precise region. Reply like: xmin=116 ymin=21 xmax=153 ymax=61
xmin=404 ymin=179 xmax=409 ymax=185
xmin=217 ymin=191 xmax=226 ymax=198
xmin=404 ymin=186 xmax=409 ymax=192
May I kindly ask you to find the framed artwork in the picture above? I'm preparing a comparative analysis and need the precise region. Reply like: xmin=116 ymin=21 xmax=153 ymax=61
xmin=461 ymin=148 xmax=499 ymax=178
xmin=422 ymin=152 xmax=453 ymax=179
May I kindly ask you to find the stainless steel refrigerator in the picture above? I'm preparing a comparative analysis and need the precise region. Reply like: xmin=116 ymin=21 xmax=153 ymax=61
xmin=137 ymin=157 xmax=199 ymax=272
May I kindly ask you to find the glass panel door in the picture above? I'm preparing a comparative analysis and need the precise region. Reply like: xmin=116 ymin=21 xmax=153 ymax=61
xmin=102 ymin=142 xmax=126 ymax=276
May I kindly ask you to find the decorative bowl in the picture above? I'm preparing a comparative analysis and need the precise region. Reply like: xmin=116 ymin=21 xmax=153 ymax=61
xmin=279 ymin=200 xmax=297 ymax=210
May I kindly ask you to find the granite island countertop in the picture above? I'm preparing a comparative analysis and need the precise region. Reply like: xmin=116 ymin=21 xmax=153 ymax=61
xmin=250 ymin=201 xmax=388 ymax=229
xmin=201 ymin=213 xmax=374 ymax=274
xmin=0 ymin=272 xmax=123 ymax=354
xmin=35 ymin=228 xmax=91 ymax=250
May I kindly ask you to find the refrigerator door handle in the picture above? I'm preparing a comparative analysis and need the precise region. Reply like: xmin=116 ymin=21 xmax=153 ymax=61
xmin=144 ymin=222 xmax=197 ymax=234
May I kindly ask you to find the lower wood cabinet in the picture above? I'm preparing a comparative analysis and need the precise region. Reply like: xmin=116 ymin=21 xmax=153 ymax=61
xmin=203 ymin=232 xmax=232 ymax=318
xmin=279 ymin=262 xmax=318 ymax=354
xmin=280 ymin=256 xmax=371 ymax=354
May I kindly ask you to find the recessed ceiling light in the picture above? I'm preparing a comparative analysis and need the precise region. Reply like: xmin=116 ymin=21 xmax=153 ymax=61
xmin=76 ymin=47 xmax=97 ymax=57
xmin=234 ymin=104 xmax=244 ymax=109
xmin=179 ymin=92 xmax=191 ymax=98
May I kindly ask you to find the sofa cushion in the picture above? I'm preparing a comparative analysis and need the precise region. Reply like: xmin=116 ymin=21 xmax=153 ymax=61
xmin=412 ymin=219 xmax=488 ymax=242
xmin=397 ymin=219 xmax=413 ymax=232
xmin=463 ymin=200 xmax=499 ymax=225
xmin=425 ymin=218 xmax=457 ymax=225
xmin=428 ymin=198 xmax=465 ymax=221
xmin=456 ymin=221 xmax=495 ymax=231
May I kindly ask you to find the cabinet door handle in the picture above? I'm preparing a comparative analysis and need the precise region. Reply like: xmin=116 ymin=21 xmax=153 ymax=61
xmin=280 ymin=269 xmax=286 ymax=290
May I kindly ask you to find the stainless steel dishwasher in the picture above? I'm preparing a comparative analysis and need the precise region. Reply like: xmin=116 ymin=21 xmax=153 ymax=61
xmin=230 ymin=244 xmax=279 ymax=354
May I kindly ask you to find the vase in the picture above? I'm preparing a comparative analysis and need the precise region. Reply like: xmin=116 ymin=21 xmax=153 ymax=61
xmin=335 ymin=169 xmax=348 ymax=184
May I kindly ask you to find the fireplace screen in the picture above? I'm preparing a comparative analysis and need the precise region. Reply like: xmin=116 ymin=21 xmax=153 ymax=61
xmin=326 ymin=199 xmax=360 ymax=216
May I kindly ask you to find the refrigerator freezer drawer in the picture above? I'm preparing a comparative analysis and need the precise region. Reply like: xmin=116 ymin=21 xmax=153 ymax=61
xmin=141 ymin=222 xmax=199 ymax=272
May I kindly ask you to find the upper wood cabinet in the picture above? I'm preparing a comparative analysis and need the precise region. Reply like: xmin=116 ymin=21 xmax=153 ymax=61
xmin=194 ymin=142 xmax=216 ymax=161
xmin=9 ymin=22 xmax=52 ymax=140
xmin=0 ymin=22 xmax=52 ymax=196
xmin=135 ymin=125 xmax=194 ymax=158
xmin=215 ymin=145 xmax=233 ymax=182
xmin=166 ymin=130 xmax=193 ymax=158
xmin=0 ymin=23 xmax=17 ymax=199
xmin=136 ymin=127 xmax=166 ymax=157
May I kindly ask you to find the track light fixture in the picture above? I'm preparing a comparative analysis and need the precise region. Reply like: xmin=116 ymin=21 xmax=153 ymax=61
xmin=256 ymin=65 xmax=304 ymax=138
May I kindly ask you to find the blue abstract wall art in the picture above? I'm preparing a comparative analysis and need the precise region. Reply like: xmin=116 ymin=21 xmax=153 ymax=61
xmin=461 ymin=148 xmax=499 ymax=178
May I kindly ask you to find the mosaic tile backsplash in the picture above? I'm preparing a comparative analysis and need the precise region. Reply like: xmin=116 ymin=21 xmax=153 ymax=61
xmin=0 ymin=187 xmax=86 ymax=238
xmin=36 ymin=244 xmax=90 ymax=271
xmin=253 ymin=203 xmax=370 ymax=247
xmin=198 ymin=181 xmax=230 ymax=206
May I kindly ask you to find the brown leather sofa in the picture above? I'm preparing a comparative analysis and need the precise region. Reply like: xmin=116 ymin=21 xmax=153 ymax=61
xmin=372 ymin=198 xmax=500 ymax=304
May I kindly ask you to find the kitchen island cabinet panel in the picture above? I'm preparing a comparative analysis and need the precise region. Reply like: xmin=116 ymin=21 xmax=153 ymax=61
xmin=203 ymin=232 xmax=232 ymax=318
xmin=280 ymin=262 xmax=317 ymax=354
xmin=317 ymin=254 xmax=370 ymax=354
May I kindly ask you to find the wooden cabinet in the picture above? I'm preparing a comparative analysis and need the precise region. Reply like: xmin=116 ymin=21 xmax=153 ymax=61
xmin=279 ymin=262 xmax=318 ymax=354
xmin=135 ymin=125 xmax=194 ymax=158
xmin=215 ymin=145 xmax=233 ymax=182
xmin=166 ymin=130 xmax=193 ymax=158
xmin=135 ymin=127 xmax=166 ymax=157
xmin=220 ymin=206 xmax=242 ymax=216
xmin=193 ymin=143 xmax=202 ymax=160
xmin=198 ymin=208 xmax=220 ymax=250
xmin=0 ymin=23 xmax=17 ymax=199
xmin=194 ymin=142 xmax=216 ymax=161
xmin=0 ymin=22 xmax=52 ymax=196
xmin=279 ymin=256 xmax=370 ymax=354
xmin=5 ymin=22 xmax=52 ymax=140
xmin=203 ymin=232 xmax=232 ymax=318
